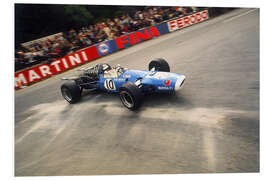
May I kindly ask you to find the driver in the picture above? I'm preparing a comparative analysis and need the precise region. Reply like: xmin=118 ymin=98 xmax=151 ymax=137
xmin=102 ymin=64 xmax=111 ymax=73
xmin=102 ymin=64 xmax=125 ymax=78
xmin=115 ymin=64 xmax=124 ymax=75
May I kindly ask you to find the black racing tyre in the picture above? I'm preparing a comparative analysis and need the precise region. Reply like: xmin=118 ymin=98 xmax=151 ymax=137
xmin=61 ymin=81 xmax=81 ymax=104
xmin=148 ymin=58 xmax=170 ymax=72
xmin=119 ymin=82 xmax=143 ymax=110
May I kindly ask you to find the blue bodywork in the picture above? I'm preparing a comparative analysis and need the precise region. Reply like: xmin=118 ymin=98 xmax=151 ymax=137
xmin=96 ymin=69 xmax=186 ymax=94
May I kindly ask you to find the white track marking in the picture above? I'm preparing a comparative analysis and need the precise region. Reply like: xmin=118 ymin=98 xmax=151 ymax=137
xmin=223 ymin=9 xmax=257 ymax=23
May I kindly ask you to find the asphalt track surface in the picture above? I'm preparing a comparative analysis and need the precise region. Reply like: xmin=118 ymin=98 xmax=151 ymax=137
xmin=15 ymin=8 xmax=259 ymax=175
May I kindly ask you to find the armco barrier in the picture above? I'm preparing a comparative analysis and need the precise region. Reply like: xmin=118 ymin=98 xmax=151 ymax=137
xmin=15 ymin=10 xmax=209 ymax=89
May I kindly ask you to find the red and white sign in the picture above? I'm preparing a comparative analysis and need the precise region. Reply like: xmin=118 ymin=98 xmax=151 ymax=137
xmin=115 ymin=26 xmax=161 ymax=49
xmin=15 ymin=45 xmax=100 ymax=89
xmin=167 ymin=10 xmax=209 ymax=32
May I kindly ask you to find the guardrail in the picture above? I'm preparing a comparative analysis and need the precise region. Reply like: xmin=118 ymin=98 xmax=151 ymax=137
xmin=15 ymin=8 xmax=229 ymax=90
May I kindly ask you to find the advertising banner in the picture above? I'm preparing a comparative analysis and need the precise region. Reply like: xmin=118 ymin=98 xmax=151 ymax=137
xmin=15 ymin=45 xmax=100 ymax=88
xmin=97 ymin=40 xmax=118 ymax=56
xmin=167 ymin=10 xmax=209 ymax=32
xmin=97 ymin=23 xmax=170 ymax=56
xmin=114 ymin=24 xmax=169 ymax=50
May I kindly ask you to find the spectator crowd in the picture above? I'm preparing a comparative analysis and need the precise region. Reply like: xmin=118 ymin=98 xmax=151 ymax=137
xmin=15 ymin=6 xmax=202 ymax=71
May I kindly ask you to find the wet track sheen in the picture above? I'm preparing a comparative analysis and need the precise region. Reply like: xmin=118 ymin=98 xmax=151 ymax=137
xmin=15 ymin=9 xmax=259 ymax=175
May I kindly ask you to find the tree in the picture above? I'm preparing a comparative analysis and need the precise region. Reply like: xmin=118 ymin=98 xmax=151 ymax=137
xmin=63 ymin=5 xmax=94 ymax=28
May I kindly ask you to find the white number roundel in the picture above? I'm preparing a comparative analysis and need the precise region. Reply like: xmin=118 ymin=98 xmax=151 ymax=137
xmin=104 ymin=79 xmax=116 ymax=90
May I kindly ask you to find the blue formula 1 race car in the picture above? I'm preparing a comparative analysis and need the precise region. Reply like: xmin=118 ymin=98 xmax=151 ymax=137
xmin=60 ymin=58 xmax=186 ymax=110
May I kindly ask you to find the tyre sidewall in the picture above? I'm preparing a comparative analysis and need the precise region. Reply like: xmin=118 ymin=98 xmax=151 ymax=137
xmin=119 ymin=83 xmax=143 ymax=110
xmin=61 ymin=81 xmax=81 ymax=103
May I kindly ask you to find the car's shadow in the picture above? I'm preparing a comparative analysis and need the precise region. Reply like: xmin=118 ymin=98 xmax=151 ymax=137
xmin=77 ymin=89 xmax=192 ymax=110
xmin=142 ymin=92 xmax=192 ymax=109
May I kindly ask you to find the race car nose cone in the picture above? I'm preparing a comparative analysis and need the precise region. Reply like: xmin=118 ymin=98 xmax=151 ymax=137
xmin=174 ymin=75 xmax=186 ymax=91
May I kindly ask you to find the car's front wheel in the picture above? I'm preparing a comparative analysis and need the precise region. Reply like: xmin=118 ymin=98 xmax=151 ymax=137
xmin=149 ymin=58 xmax=170 ymax=72
xmin=119 ymin=82 xmax=143 ymax=110
xmin=61 ymin=81 xmax=81 ymax=104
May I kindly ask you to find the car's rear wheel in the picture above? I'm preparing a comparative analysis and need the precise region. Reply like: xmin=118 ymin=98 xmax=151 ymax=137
xmin=149 ymin=58 xmax=170 ymax=72
xmin=119 ymin=82 xmax=143 ymax=110
xmin=61 ymin=81 xmax=81 ymax=104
